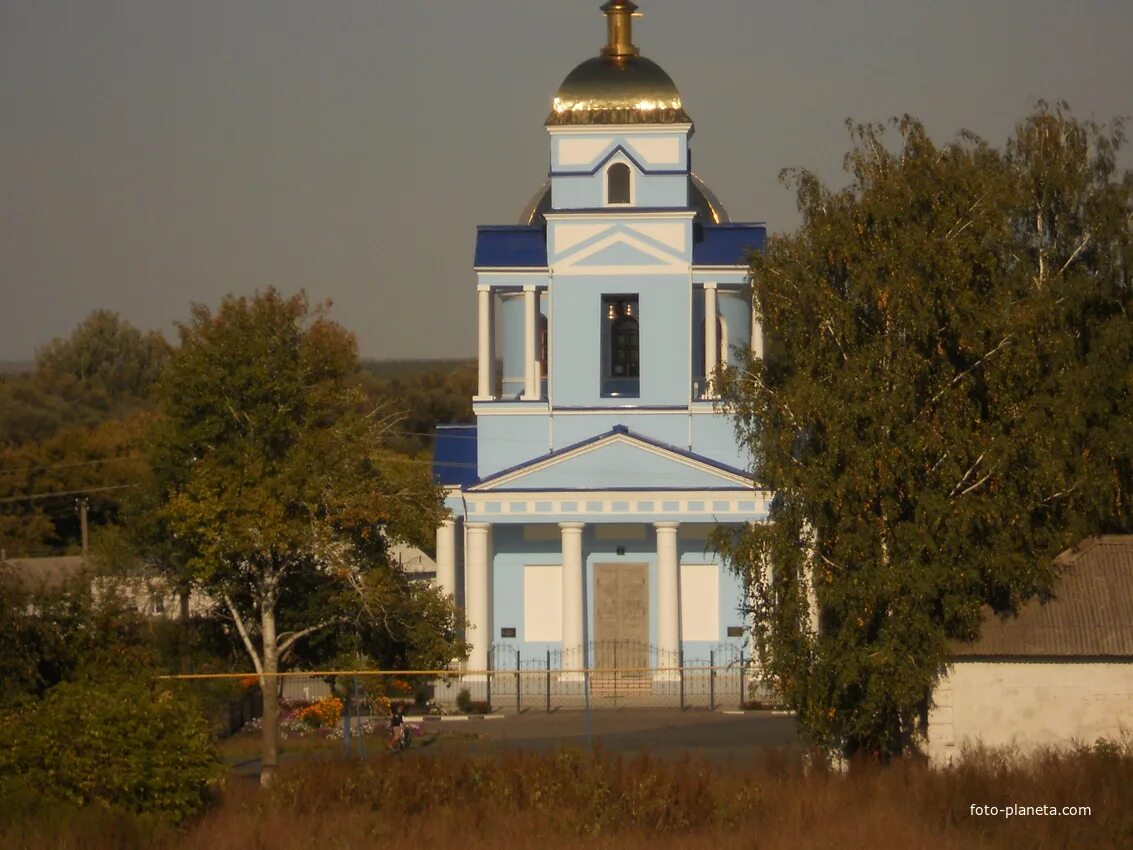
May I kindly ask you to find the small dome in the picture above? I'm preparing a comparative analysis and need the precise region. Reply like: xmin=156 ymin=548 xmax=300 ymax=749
xmin=548 ymin=56 xmax=690 ymax=126
xmin=546 ymin=0 xmax=691 ymax=127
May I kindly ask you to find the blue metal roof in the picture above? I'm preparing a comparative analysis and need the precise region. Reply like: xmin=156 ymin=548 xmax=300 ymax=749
xmin=433 ymin=425 xmax=478 ymax=488
xmin=692 ymin=223 xmax=765 ymax=266
xmin=474 ymin=226 xmax=548 ymax=268
xmin=474 ymin=221 xmax=762 ymax=269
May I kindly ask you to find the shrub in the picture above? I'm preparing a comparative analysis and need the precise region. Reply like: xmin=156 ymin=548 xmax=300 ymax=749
xmin=455 ymin=687 xmax=472 ymax=713
xmin=296 ymin=696 xmax=343 ymax=728
xmin=0 ymin=676 xmax=224 ymax=823
xmin=413 ymin=681 xmax=433 ymax=705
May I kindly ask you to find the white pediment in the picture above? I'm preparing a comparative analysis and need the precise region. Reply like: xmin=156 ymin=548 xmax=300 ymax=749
xmin=553 ymin=231 xmax=687 ymax=276
xmin=470 ymin=432 xmax=752 ymax=492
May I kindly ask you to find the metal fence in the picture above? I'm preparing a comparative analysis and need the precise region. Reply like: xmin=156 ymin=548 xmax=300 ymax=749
xmin=163 ymin=642 xmax=774 ymax=723
xmin=421 ymin=641 xmax=758 ymax=712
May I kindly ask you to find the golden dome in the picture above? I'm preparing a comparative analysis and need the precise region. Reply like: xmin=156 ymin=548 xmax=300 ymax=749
xmin=547 ymin=1 xmax=691 ymax=126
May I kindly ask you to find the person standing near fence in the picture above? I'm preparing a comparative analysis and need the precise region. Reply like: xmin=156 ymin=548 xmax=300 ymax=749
xmin=387 ymin=702 xmax=406 ymax=751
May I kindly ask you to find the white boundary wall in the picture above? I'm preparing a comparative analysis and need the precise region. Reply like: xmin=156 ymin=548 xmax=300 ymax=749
xmin=928 ymin=660 xmax=1133 ymax=764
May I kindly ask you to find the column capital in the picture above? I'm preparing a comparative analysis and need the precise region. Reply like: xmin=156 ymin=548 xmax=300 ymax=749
xmin=703 ymin=281 xmax=718 ymax=291
xmin=523 ymin=283 xmax=538 ymax=292
xmin=558 ymin=521 xmax=586 ymax=532
xmin=466 ymin=522 xmax=492 ymax=533
xmin=653 ymin=521 xmax=681 ymax=531
xmin=477 ymin=284 xmax=493 ymax=293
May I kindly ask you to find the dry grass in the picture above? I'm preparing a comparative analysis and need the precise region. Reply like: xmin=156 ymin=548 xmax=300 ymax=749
xmin=3 ymin=743 xmax=1132 ymax=849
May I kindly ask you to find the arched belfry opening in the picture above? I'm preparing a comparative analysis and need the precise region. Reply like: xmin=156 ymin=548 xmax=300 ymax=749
xmin=607 ymin=162 xmax=631 ymax=204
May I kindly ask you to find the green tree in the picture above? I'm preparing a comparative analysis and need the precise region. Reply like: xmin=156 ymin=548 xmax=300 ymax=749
xmin=145 ymin=290 xmax=456 ymax=785
xmin=35 ymin=309 xmax=170 ymax=408
xmin=0 ymin=677 xmax=223 ymax=823
xmin=0 ymin=567 xmax=154 ymax=706
xmin=0 ymin=414 xmax=149 ymax=556
xmin=716 ymin=105 xmax=1132 ymax=761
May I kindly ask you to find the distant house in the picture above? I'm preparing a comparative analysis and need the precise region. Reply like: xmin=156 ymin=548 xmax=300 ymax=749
xmin=928 ymin=536 xmax=1133 ymax=762
xmin=0 ymin=555 xmax=87 ymax=589
xmin=389 ymin=543 xmax=437 ymax=582
xmin=1 ymin=555 xmax=212 ymax=618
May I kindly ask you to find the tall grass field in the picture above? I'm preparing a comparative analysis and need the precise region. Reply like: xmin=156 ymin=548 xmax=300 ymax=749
xmin=3 ymin=742 xmax=1132 ymax=849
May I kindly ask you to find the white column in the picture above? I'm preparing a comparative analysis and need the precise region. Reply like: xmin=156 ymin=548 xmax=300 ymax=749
xmin=476 ymin=287 xmax=492 ymax=399
xmin=523 ymin=285 xmax=538 ymax=400
xmin=704 ymin=283 xmax=718 ymax=398
xmin=655 ymin=521 xmax=681 ymax=681
xmin=464 ymin=522 xmax=491 ymax=681
xmin=559 ymin=522 xmax=586 ymax=680
xmin=435 ymin=518 xmax=457 ymax=601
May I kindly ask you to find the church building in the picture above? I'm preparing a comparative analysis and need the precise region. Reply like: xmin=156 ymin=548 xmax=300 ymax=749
xmin=433 ymin=0 xmax=770 ymax=685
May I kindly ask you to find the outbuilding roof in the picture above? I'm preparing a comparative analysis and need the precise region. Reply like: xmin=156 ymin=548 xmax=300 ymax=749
xmin=0 ymin=555 xmax=88 ymax=589
xmin=953 ymin=536 xmax=1133 ymax=658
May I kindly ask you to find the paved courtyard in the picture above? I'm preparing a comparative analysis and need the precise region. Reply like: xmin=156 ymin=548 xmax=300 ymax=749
xmin=416 ymin=708 xmax=799 ymax=765
xmin=228 ymin=709 xmax=799 ymax=776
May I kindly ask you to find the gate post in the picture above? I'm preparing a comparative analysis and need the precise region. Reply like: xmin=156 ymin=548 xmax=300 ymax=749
xmin=545 ymin=649 xmax=551 ymax=713
xmin=355 ymin=674 xmax=365 ymax=761
xmin=342 ymin=678 xmax=352 ymax=756
xmin=709 ymin=649 xmax=715 ymax=711
xmin=515 ymin=649 xmax=521 ymax=715
xmin=739 ymin=650 xmax=745 ymax=709
xmin=678 ymin=648 xmax=685 ymax=710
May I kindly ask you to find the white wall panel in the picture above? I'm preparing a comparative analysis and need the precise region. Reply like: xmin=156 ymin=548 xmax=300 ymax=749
xmin=630 ymin=222 xmax=686 ymax=252
xmin=626 ymin=136 xmax=682 ymax=165
xmin=557 ymin=137 xmax=613 ymax=166
xmin=524 ymin=565 xmax=563 ymax=641
xmin=680 ymin=563 xmax=719 ymax=641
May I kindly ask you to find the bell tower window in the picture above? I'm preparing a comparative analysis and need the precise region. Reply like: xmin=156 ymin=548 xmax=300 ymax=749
xmin=601 ymin=296 xmax=639 ymax=398
xmin=606 ymin=162 xmax=632 ymax=205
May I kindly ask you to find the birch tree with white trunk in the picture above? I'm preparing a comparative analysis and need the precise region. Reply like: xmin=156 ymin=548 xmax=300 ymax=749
xmin=715 ymin=105 xmax=1133 ymax=761
xmin=146 ymin=290 xmax=453 ymax=786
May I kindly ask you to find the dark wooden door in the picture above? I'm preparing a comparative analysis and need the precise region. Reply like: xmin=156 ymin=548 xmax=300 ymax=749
xmin=594 ymin=563 xmax=648 ymax=676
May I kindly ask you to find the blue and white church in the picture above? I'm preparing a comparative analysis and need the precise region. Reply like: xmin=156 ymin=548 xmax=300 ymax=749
xmin=433 ymin=0 xmax=771 ymax=684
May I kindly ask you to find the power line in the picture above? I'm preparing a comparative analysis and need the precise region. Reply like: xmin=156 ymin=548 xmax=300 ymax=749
xmin=0 ymin=484 xmax=136 ymax=505
xmin=0 ymin=455 xmax=143 ymax=477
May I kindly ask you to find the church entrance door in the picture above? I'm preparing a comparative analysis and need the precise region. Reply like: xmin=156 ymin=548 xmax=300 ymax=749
xmin=593 ymin=563 xmax=649 ymax=694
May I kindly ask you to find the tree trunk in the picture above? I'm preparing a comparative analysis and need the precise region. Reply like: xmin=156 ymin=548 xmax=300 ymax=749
xmin=178 ymin=583 xmax=191 ymax=674
xmin=260 ymin=604 xmax=280 ymax=788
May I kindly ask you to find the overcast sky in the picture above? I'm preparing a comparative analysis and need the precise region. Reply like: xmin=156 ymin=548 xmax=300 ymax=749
xmin=2 ymin=0 xmax=1131 ymax=362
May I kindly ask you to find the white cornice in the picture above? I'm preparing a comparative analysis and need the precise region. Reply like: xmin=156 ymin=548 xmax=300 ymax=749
xmin=475 ymin=266 xmax=549 ymax=274
xmin=544 ymin=210 xmax=695 ymax=221
xmin=546 ymin=124 xmax=694 ymax=136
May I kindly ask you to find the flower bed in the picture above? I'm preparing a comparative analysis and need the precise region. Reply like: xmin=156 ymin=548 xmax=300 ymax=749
xmin=239 ymin=697 xmax=425 ymax=741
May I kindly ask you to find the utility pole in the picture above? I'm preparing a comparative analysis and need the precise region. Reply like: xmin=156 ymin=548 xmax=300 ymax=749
xmin=77 ymin=498 xmax=89 ymax=562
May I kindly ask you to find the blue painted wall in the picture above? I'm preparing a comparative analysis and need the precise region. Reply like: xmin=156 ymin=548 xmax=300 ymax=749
xmin=497 ymin=292 xmax=525 ymax=399
xmin=551 ymin=171 xmax=687 ymax=210
xmin=717 ymin=290 xmax=752 ymax=366
xmin=489 ymin=524 xmax=747 ymax=663
xmin=473 ymin=409 xmax=751 ymax=480
xmin=550 ymin=273 xmax=690 ymax=408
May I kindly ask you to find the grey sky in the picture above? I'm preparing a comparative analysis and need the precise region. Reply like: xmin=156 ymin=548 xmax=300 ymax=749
xmin=2 ymin=1 xmax=1130 ymax=361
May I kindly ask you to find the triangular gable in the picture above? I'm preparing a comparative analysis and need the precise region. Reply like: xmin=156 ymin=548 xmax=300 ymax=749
xmin=555 ymin=232 xmax=685 ymax=275
xmin=470 ymin=428 xmax=752 ymax=492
